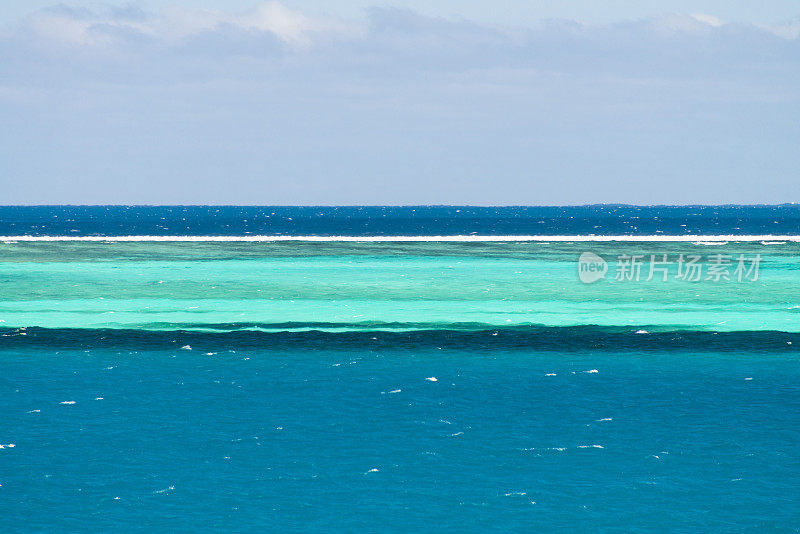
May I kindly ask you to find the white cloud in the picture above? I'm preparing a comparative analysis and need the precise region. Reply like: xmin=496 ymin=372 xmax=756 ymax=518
xmin=26 ymin=9 xmax=149 ymax=45
xmin=760 ymin=19 xmax=800 ymax=40
xmin=4 ymin=4 xmax=797 ymax=98
xmin=22 ymin=2 xmax=330 ymax=47
xmin=690 ymin=13 xmax=726 ymax=28
xmin=16 ymin=2 xmax=799 ymax=54
xmin=239 ymin=2 xmax=315 ymax=45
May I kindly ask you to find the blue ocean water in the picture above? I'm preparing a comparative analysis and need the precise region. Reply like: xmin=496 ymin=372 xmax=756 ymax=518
xmin=1 ymin=204 xmax=799 ymax=236
xmin=1 ymin=206 xmax=799 ymax=532
xmin=2 ymin=343 xmax=799 ymax=532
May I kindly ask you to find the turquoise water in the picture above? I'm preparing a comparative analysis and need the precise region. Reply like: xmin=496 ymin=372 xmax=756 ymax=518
xmin=1 ymin=241 xmax=798 ymax=332
xmin=2 ymin=231 xmax=800 ymax=531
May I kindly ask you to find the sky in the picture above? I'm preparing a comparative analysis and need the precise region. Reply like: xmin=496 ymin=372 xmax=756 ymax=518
xmin=1 ymin=2 xmax=799 ymax=205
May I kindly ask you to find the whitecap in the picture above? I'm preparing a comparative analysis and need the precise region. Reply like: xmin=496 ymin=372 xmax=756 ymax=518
xmin=59 ymin=401 xmax=76 ymax=405
xmin=585 ymin=369 xmax=599 ymax=374
xmin=425 ymin=377 xmax=438 ymax=382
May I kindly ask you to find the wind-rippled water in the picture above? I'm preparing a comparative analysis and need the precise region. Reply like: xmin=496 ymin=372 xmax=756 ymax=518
xmin=1 ymin=206 xmax=799 ymax=532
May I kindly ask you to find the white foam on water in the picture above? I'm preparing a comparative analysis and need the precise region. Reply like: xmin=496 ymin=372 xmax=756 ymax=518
xmin=544 ymin=373 xmax=557 ymax=376
xmin=577 ymin=445 xmax=604 ymax=449
xmin=596 ymin=418 xmax=613 ymax=422
xmin=585 ymin=369 xmax=599 ymax=374
xmin=388 ymin=389 xmax=402 ymax=394
xmin=60 ymin=401 xmax=76 ymax=405
xmin=425 ymin=377 xmax=438 ymax=382
xmin=180 ymin=345 xmax=192 ymax=350
xmin=2 ymin=234 xmax=799 ymax=242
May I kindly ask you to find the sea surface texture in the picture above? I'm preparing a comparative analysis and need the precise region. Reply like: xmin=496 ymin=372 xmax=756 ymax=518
xmin=1 ymin=206 xmax=799 ymax=532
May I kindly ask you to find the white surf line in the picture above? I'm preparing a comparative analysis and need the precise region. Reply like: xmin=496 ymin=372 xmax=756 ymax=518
xmin=1 ymin=235 xmax=799 ymax=242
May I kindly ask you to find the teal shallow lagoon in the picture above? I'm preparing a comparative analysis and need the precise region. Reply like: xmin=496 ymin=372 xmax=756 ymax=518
xmin=1 ymin=241 xmax=798 ymax=332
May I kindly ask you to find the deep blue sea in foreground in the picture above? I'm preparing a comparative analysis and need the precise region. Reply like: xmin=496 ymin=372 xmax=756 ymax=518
xmin=1 ymin=206 xmax=799 ymax=532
